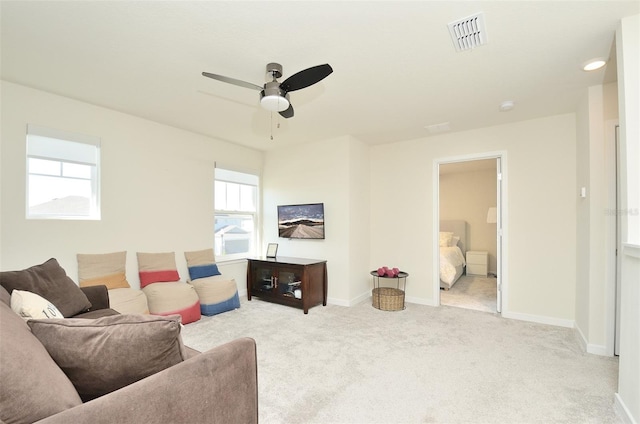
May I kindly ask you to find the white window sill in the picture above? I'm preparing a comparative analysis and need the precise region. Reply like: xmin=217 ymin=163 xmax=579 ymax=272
xmin=622 ymin=243 xmax=640 ymax=259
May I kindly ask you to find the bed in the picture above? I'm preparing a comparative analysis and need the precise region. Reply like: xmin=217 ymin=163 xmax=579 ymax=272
xmin=439 ymin=220 xmax=467 ymax=290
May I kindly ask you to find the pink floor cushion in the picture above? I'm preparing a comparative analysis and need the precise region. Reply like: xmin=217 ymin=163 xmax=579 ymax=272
xmin=136 ymin=252 xmax=181 ymax=289
xmin=142 ymin=282 xmax=200 ymax=324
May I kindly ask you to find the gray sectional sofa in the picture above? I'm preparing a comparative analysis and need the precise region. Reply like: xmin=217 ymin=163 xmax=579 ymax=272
xmin=0 ymin=259 xmax=258 ymax=424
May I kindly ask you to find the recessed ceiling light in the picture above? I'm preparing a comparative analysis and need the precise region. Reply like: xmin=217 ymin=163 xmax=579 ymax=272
xmin=583 ymin=59 xmax=607 ymax=71
xmin=499 ymin=101 xmax=515 ymax=112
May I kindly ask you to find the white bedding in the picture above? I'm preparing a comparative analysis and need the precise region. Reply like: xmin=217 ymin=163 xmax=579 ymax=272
xmin=440 ymin=245 xmax=466 ymax=286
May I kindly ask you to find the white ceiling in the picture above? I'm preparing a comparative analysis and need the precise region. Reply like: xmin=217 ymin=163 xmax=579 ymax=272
xmin=1 ymin=1 xmax=638 ymax=152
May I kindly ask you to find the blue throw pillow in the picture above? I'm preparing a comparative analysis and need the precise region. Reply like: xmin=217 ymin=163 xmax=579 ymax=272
xmin=188 ymin=264 xmax=221 ymax=280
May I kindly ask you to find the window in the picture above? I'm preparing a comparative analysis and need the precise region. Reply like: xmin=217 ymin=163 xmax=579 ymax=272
xmin=26 ymin=124 xmax=100 ymax=220
xmin=214 ymin=168 xmax=259 ymax=261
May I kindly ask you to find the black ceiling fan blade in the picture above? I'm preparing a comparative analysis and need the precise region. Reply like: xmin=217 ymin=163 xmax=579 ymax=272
xmin=201 ymin=72 xmax=262 ymax=91
xmin=280 ymin=64 xmax=333 ymax=92
xmin=279 ymin=104 xmax=294 ymax=119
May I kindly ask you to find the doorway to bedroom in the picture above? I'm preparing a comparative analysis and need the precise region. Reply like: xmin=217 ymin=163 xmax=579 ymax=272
xmin=435 ymin=154 xmax=504 ymax=314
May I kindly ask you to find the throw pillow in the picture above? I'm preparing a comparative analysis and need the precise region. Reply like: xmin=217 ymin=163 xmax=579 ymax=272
xmin=28 ymin=314 xmax=188 ymax=401
xmin=0 ymin=258 xmax=91 ymax=317
xmin=137 ymin=252 xmax=181 ymax=288
xmin=0 ymin=300 xmax=82 ymax=424
xmin=11 ymin=289 xmax=64 ymax=319
xmin=184 ymin=248 xmax=221 ymax=280
xmin=77 ymin=251 xmax=131 ymax=289
xmin=439 ymin=232 xmax=454 ymax=247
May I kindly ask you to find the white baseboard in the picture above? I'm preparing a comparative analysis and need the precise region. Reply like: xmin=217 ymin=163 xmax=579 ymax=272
xmin=585 ymin=343 xmax=610 ymax=356
xmin=327 ymin=297 xmax=350 ymax=307
xmin=496 ymin=312 xmax=614 ymax=355
xmin=614 ymin=393 xmax=637 ymax=424
xmin=574 ymin=323 xmax=612 ymax=356
xmin=327 ymin=290 xmax=371 ymax=307
xmin=501 ymin=310 xmax=575 ymax=328
xmin=574 ymin=324 xmax=588 ymax=352
xmin=405 ymin=296 xmax=437 ymax=306
xmin=331 ymin=294 xmax=437 ymax=308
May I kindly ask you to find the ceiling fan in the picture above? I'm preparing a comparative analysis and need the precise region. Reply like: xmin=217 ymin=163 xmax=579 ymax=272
xmin=202 ymin=62 xmax=333 ymax=118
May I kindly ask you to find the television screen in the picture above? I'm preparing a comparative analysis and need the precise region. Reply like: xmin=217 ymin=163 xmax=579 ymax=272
xmin=277 ymin=203 xmax=325 ymax=239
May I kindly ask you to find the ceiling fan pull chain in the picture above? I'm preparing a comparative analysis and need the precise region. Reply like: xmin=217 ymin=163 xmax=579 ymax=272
xmin=270 ymin=112 xmax=274 ymax=140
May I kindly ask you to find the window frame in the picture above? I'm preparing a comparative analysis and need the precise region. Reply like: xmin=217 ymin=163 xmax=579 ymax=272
xmin=214 ymin=167 xmax=260 ymax=262
xmin=26 ymin=124 xmax=101 ymax=220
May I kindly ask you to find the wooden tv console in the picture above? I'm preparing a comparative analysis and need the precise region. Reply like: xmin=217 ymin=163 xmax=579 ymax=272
xmin=246 ymin=257 xmax=327 ymax=314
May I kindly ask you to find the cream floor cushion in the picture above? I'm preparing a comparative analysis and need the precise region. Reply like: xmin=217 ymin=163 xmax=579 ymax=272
xmin=107 ymin=288 xmax=149 ymax=314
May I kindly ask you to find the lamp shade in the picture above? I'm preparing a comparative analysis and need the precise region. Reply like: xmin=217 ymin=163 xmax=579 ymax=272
xmin=486 ymin=207 xmax=497 ymax=224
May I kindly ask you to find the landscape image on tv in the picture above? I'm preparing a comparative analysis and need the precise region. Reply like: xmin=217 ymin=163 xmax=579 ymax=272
xmin=278 ymin=203 xmax=325 ymax=239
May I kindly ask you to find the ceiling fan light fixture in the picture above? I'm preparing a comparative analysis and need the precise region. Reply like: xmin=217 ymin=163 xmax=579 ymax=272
xmin=260 ymin=82 xmax=290 ymax=112
xmin=260 ymin=94 xmax=290 ymax=112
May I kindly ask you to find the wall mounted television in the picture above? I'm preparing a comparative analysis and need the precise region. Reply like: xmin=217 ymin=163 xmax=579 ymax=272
xmin=277 ymin=203 xmax=325 ymax=239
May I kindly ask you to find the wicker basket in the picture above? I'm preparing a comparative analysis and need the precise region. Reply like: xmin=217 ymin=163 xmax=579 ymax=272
xmin=372 ymin=287 xmax=405 ymax=311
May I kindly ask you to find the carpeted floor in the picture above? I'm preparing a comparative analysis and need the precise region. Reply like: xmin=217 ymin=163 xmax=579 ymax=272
xmin=440 ymin=275 xmax=497 ymax=313
xmin=181 ymin=298 xmax=620 ymax=424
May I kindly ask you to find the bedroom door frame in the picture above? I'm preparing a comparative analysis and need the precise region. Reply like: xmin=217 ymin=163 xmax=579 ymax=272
xmin=605 ymin=120 xmax=621 ymax=356
xmin=433 ymin=151 xmax=507 ymax=314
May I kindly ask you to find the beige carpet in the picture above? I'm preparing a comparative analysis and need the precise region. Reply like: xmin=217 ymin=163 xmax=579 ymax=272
xmin=441 ymin=275 xmax=497 ymax=313
xmin=182 ymin=298 xmax=620 ymax=424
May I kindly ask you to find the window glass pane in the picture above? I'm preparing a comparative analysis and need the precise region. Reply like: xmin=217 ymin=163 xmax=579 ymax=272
xmin=240 ymin=184 xmax=256 ymax=212
xmin=214 ymin=214 xmax=254 ymax=257
xmin=214 ymin=180 xmax=227 ymax=210
xmin=28 ymin=175 xmax=91 ymax=216
xmin=225 ymin=182 xmax=240 ymax=211
xmin=26 ymin=125 xmax=100 ymax=219
xmin=29 ymin=158 xmax=61 ymax=176
xmin=62 ymin=162 xmax=91 ymax=179
xmin=214 ymin=168 xmax=258 ymax=260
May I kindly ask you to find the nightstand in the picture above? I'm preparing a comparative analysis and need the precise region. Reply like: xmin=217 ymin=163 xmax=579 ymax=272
xmin=466 ymin=251 xmax=488 ymax=277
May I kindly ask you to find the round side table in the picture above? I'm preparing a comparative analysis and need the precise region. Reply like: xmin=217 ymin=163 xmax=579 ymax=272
xmin=370 ymin=270 xmax=408 ymax=311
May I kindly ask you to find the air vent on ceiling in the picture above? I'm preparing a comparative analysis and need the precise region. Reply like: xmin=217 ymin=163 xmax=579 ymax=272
xmin=448 ymin=13 xmax=487 ymax=52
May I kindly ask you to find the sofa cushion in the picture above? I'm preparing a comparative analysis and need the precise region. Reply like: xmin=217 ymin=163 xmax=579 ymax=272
xmin=0 ymin=299 xmax=82 ymax=423
xmin=77 ymin=251 xmax=131 ymax=289
xmin=0 ymin=285 xmax=10 ymax=307
xmin=184 ymin=248 xmax=221 ymax=280
xmin=0 ymin=258 xmax=91 ymax=317
xmin=28 ymin=314 xmax=188 ymax=401
xmin=11 ymin=289 xmax=64 ymax=319
xmin=137 ymin=252 xmax=180 ymax=288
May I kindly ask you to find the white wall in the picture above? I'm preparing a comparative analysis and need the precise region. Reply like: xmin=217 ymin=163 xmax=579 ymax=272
xmin=347 ymin=138 xmax=371 ymax=302
xmin=370 ymin=115 xmax=577 ymax=325
xmin=575 ymin=83 xmax=617 ymax=355
xmin=0 ymin=81 xmax=262 ymax=289
xmin=615 ymin=13 xmax=640 ymax=424
xmin=262 ymin=135 xmax=370 ymax=306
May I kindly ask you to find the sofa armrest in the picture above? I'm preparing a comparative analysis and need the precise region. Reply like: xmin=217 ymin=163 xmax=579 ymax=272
xmin=80 ymin=285 xmax=110 ymax=311
xmin=36 ymin=337 xmax=258 ymax=424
